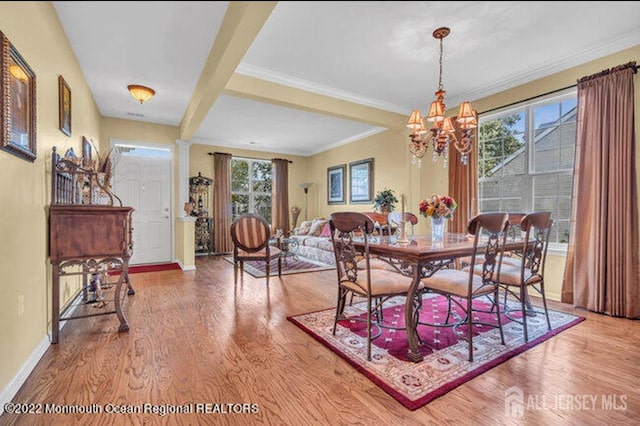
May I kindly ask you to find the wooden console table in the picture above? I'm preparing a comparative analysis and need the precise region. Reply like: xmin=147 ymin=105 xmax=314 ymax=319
xmin=49 ymin=205 xmax=134 ymax=344
xmin=49 ymin=146 xmax=135 ymax=344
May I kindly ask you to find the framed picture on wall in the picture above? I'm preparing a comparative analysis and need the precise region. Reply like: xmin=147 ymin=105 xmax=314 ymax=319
xmin=82 ymin=136 xmax=92 ymax=168
xmin=327 ymin=164 xmax=346 ymax=204
xmin=58 ymin=75 xmax=71 ymax=136
xmin=349 ymin=158 xmax=374 ymax=204
xmin=0 ymin=31 xmax=37 ymax=162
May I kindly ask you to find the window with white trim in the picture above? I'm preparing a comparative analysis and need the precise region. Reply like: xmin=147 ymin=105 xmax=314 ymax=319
xmin=231 ymin=157 xmax=272 ymax=222
xmin=478 ymin=91 xmax=577 ymax=244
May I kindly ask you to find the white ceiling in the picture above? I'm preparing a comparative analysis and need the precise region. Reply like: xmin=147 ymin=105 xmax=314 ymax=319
xmin=54 ymin=1 xmax=640 ymax=156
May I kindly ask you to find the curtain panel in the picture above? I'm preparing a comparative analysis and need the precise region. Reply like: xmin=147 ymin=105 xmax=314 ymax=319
xmin=448 ymin=116 xmax=478 ymax=234
xmin=213 ymin=152 xmax=233 ymax=254
xmin=562 ymin=62 xmax=639 ymax=318
xmin=271 ymin=158 xmax=290 ymax=236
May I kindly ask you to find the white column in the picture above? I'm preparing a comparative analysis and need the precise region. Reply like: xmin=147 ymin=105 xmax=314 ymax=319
xmin=176 ymin=140 xmax=193 ymax=217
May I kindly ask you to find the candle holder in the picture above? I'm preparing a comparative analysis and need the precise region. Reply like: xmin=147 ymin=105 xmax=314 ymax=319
xmin=397 ymin=220 xmax=409 ymax=244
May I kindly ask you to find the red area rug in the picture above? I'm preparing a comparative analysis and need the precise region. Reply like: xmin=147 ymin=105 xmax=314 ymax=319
xmin=224 ymin=256 xmax=334 ymax=277
xmin=126 ymin=263 xmax=181 ymax=274
xmin=287 ymin=293 xmax=584 ymax=410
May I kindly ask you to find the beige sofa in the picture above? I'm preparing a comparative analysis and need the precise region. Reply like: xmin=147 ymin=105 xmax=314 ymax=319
xmin=289 ymin=218 xmax=336 ymax=265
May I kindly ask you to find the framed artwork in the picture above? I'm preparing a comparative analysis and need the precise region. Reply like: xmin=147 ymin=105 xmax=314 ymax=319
xmin=0 ymin=31 xmax=37 ymax=162
xmin=327 ymin=164 xmax=346 ymax=205
xmin=349 ymin=158 xmax=374 ymax=204
xmin=82 ymin=136 xmax=92 ymax=168
xmin=58 ymin=75 xmax=71 ymax=136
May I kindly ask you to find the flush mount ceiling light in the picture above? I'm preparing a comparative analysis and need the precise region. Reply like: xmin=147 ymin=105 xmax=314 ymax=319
xmin=127 ymin=84 xmax=155 ymax=104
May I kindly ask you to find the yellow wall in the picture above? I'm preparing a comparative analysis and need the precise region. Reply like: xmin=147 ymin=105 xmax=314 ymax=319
xmin=1 ymin=0 xmax=637 ymax=399
xmin=189 ymin=143 xmax=310 ymax=226
xmin=308 ymin=128 xmax=447 ymax=234
xmin=100 ymin=117 xmax=180 ymax=214
xmin=0 ymin=2 xmax=102 ymax=392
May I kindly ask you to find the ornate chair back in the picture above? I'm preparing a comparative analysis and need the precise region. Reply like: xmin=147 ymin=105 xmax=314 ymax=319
xmin=519 ymin=211 xmax=553 ymax=278
xmin=329 ymin=212 xmax=375 ymax=290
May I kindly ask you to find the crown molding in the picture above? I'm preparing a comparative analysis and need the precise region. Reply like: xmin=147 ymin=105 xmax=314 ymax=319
xmin=309 ymin=127 xmax=388 ymax=156
xmin=456 ymin=28 xmax=640 ymax=106
xmin=191 ymin=138 xmax=314 ymax=157
xmin=192 ymin=126 xmax=387 ymax=158
xmin=235 ymin=63 xmax=408 ymax=114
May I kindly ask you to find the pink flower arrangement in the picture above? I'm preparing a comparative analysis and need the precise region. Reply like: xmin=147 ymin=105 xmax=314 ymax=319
xmin=418 ymin=194 xmax=457 ymax=219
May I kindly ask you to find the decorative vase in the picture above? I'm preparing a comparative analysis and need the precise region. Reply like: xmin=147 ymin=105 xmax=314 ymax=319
xmin=430 ymin=216 xmax=445 ymax=242
xmin=184 ymin=202 xmax=193 ymax=217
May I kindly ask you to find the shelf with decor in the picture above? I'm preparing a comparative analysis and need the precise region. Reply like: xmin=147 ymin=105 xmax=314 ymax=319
xmin=49 ymin=146 xmax=135 ymax=344
xmin=189 ymin=172 xmax=213 ymax=255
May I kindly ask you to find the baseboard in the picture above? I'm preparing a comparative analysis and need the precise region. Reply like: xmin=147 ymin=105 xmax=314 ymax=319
xmin=0 ymin=335 xmax=50 ymax=415
xmin=0 ymin=295 xmax=84 ymax=415
xmin=175 ymin=259 xmax=196 ymax=271
xmin=546 ymin=291 xmax=561 ymax=302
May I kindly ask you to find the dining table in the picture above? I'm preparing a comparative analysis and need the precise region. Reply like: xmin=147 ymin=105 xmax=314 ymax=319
xmin=353 ymin=232 xmax=528 ymax=363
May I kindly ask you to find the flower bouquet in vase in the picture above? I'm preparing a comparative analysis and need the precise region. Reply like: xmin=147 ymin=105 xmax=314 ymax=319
xmin=418 ymin=194 xmax=457 ymax=242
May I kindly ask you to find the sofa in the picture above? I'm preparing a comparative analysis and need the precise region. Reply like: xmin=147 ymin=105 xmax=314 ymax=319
xmin=289 ymin=218 xmax=336 ymax=265
xmin=289 ymin=213 xmax=399 ymax=266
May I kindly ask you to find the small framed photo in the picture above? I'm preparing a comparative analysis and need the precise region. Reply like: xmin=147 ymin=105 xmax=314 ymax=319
xmin=327 ymin=164 xmax=346 ymax=205
xmin=349 ymin=158 xmax=374 ymax=204
xmin=58 ymin=75 xmax=71 ymax=136
xmin=82 ymin=136 xmax=92 ymax=168
xmin=0 ymin=31 xmax=37 ymax=162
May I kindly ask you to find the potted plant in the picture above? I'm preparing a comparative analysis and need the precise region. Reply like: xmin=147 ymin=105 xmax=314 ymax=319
xmin=373 ymin=188 xmax=398 ymax=215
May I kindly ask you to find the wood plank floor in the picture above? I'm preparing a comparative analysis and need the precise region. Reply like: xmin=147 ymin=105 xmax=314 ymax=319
xmin=2 ymin=256 xmax=639 ymax=425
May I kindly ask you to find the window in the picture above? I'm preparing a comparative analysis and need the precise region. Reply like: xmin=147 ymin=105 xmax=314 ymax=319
xmin=478 ymin=91 xmax=577 ymax=244
xmin=231 ymin=157 xmax=272 ymax=222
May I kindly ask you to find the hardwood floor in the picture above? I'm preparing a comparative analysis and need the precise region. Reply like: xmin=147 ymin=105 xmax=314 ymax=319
xmin=2 ymin=256 xmax=639 ymax=425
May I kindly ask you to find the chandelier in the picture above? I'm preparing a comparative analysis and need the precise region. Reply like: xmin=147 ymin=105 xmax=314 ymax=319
xmin=406 ymin=27 xmax=477 ymax=168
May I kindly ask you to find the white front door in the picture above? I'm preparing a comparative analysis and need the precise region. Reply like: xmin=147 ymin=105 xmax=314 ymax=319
xmin=113 ymin=144 xmax=172 ymax=265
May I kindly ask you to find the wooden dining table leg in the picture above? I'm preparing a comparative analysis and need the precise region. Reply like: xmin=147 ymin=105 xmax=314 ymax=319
xmin=405 ymin=265 xmax=424 ymax=363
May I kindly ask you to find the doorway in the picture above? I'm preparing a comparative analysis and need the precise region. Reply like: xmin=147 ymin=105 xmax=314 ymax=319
xmin=112 ymin=141 xmax=173 ymax=265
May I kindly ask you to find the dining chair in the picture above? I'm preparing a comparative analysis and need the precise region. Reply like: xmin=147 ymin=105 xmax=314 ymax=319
xmin=329 ymin=212 xmax=420 ymax=361
xmin=230 ymin=213 xmax=281 ymax=285
xmin=387 ymin=211 xmax=419 ymax=236
xmin=457 ymin=211 xmax=526 ymax=270
xmin=421 ymin=212 xmax=509 ymax=362
xmin=495 ymin=211 xmax=553 ymax=342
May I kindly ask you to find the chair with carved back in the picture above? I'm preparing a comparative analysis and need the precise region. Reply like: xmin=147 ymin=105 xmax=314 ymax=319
xmin=329 ymin=212 xmax=421 ymax=361
xmin=421 ymin=212 xmax=509 ymax=362
xmin=495 ymin=211 xmax=553 ymax=342
xmin=387 ymin=211 xmax=419 ymax=236
xmin=457 ymin=212 xmax=526 ymax=270
xmin=230 ymin=213 xmax=281 ymax=285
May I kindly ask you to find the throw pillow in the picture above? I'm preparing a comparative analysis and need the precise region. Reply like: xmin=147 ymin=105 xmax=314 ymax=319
xmin=309 ymin=219 xmax=328 ymax=237
xmin=320 ymin=222 xmax=331 ymax=238
xmin=295 ymin=220 xmax=313 ymax=236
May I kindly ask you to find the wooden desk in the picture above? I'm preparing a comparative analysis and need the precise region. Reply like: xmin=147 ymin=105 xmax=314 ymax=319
xmin=354 ymin=232 xmax=526 ymax=362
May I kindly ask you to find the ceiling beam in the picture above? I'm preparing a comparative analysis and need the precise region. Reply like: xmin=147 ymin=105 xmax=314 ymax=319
xmin=179 ymin=1 xmax=277 ymax=140
xmin=223 ymin=73 xmax=407 ymax=129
